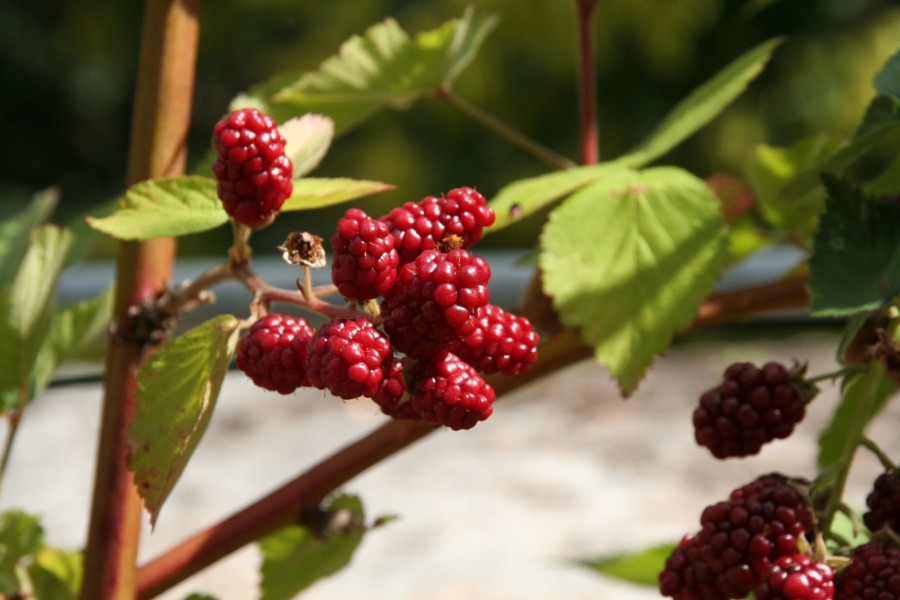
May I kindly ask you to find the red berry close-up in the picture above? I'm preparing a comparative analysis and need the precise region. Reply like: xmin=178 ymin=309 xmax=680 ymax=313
xmin=372 ymin=360 xmax=420 ymax=421
xmin=305 ymin=318 xmax=393 ymax=400
xmin=452 ymin=304 xmax=539 ymax=375
xmin=330 ymin=207 xmax=399 ymax=301
xmin=381 ymin=248 xmax=491 ymax=359
xmin=863 ymin=469 xmax=900 ymax=535
xmin=693 ymin=361 xmax=813 ymax=459
xmin=236 ymin=314 xmax=315 ymax=395
xmin=412 ymin=351 xmax=496 ymax=430
xmin=380 ymin=186 xmax=496 ymax=263
xmin=833 ymin=540 xmax=900 ymax=599
xmin=754 ymin=553 xmax=834 ymax=600
xmin=212 ymin=107 xmax=293 ymax=227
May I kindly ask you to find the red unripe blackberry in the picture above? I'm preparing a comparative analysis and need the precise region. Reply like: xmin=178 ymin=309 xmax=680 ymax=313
xmin=304 ymin=318 xmax=393 ymax=400
xmin=411 ymin=351 xmax=495 ymax=430
xmin=330 ymin=208 xmax=399 ymax=301
xmin=212 ymin=108 xmax=293 ymax=227
xmin=693 ymin=362 xmax=813 ymax=459
xmin=236 ymin=314 xmax=314 ymax=394
xmin=863 ymin=470 xmax=900 ymax=535
xmin=754 ymin=554 xmax=834 ymax=600
xmin=381 ymin=249 xmax=491 ymax=358
xmin=380 ymin=187 xmax=496 ymax=263
xmin=834 ymin=541 xmax=900 ymax=599
xmin=452 ymin=304 xmax=539 ymax=375
xmin=372 ymin=360 xmax=421 ymax=421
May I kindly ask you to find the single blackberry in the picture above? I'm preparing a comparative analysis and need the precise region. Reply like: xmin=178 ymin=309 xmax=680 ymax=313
xmin=372 ymin=360 xmax=421 ymax=421
xmin=381 ymin=249 xmax=491 ymax=358
xmin=833 ymin=540 xmax=900 ymax=599
xmin=452 ymin=304 xmax=539 ymax=375
xmin=863 ymin=470 xmax=900 ymax=535
xmin=304 ymin=318 xmax=393 ymax=400
xmin=693 ymin=362 xmax=814 ymax=459
xmin=330 ymin=208 xmax=399 ymax=302
xmin=212 ymin=108 xmax=293 ymax=227
xmin=411 ymin=351 xmax=495 ymax=430
xmin=659 ymin=535 xmax=726 ymax=600
xmin=754 ymin=553 xmax=834 ymax=600
xmin=236 ymin=314 xmax=315 ymax=394
xmin=379 ymin=187 xmax=495 ymax=263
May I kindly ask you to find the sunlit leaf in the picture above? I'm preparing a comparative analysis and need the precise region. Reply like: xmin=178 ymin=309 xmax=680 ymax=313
xmin=540 ymin=167 xmax=728 ymax=394
xmin=280 ymin=178 xmax=394 ymax=212
xmin=0 ymin=188 xmax=57 ymax=287
xmin=0 ymin=510 xmax=44 ymax=594
xmin=281 ymin=114 xmax=335 ymax=177
xmin=28 ymin=548 xmax=82 ymax=600
xmin=127 ymin=315 xmax=241 ymax=527
xmin=579 ymin=542 xmax=678 ymax=586
xmin=87 ymin=176 xmax=227 ymax=240
xmin=259 ymin=495 xmax=366 ymax=600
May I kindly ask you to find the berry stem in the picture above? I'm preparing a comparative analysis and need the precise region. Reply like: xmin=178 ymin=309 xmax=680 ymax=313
xmin=0 ymin=408 xmax=23 ymax=495
xmin=434 ymin=86 xmax=577 ymax=170
xmin=575 ymin=0 xmax=601 ymax=165
xmin=80 ymin=1 xmax=200 ymax=598
xmin=860 ymin=436 xmax=898 ymax=471
xmin=804 ymin=365 xmax=866 ymax=385
xmin=234 ymin=265 xmax=364 ymax=321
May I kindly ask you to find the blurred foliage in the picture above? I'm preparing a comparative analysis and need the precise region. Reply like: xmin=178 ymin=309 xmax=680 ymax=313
xmin=2 ymin=0 xmax=899 ymax=255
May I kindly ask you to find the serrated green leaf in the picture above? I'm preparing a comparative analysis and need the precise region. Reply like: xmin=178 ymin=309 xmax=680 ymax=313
xmin=87 ymin=176 xmax=227 ymax=240
xmin=243 ymin=10 xmax=497 ymax=132
xmin=540 ymin=167 xmax=728 ymax=395
xmin=28 ymin=548 xmax=82 ymax=600
xmin=487 ymin=162 xmax=628 ymax=232
xmin=259 ymin=495 xmax=366 ymax=600
xmin=818 ymin=364 xmax=895 ymax=471
xmin=621 ymin=38 xmax=783 ymax=168
xmin=281 ymin=178 xmax=394 ymax=212
xmin=281 ymin=114 xmax=335 ymax=178
xmin=127 ymin=315 xmax=241 ymax=527
xmin=578 ymin=542 xmax=678 ymax=586
xmin=0 ymin=226 xmax=74 ymax=405
xmin=808 ymin=176 xmax=900 ymax=317
xmin=0 ymin=510 xmax=44 ymax=594
xmin=0 ymin=188 xmax=57 ymax=288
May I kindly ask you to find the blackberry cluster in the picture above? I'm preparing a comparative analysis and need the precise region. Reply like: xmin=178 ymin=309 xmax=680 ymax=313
xmin=833 ymin=541 xmax=900 ymax=599
xmin=693 ymin=362 xmax=814 ymax=459
xmin=212 ymin=108 xmax=293 ymax=227
xmin=863 ymin=469 xmax=900 ymax=535
xmin=659 ymin=473 xmax=817 ymax=600
xmin=233 ymin=186 xmax=538 ymax=431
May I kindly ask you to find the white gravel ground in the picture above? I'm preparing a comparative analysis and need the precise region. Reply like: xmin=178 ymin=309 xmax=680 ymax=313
xmin=2 ymin=328 xmax=898 ymax=600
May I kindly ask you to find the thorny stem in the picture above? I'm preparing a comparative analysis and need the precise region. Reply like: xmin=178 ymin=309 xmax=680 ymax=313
xmin=435 ymin=86 xmax=577 ymax=170
xmin=575 ymin=0 xmax=601 ymax=164
xmin=134 ymin=275 xmax=810 ymax=596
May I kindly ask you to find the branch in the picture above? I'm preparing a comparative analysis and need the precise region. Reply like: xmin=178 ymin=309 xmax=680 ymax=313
xmin=575 ymin=0 xmax=601 ymax=164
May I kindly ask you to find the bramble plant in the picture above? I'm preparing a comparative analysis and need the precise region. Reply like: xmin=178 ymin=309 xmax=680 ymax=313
xmin=1 ymin=1 xmax=899 ymax=599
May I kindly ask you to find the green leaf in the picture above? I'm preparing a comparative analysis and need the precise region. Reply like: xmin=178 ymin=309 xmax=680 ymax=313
xmin=0 ymin=188 xmax=57 ymax=288
xmin=818 ymin=364 xmax=895 ymax=471
xmin=281 ymin=114 xmax=335 ymax=178
xmin=621 ymin=38 xmax=783 ymax=168
xmin=87 ymin=176 xmax=227 ymax=240
xmin=259 ymin=495 xmax=366 ymax=600
xmin=867 ymin=155 xmax=900 ymax=197
xmin=0 ymin=226 xmax=74 ymax=405
xmin=873 ymin=48 xmax=900 ymax=100
xmin=182 ymin=595 xmax=220 ymax=600
xmin=808 ymin=176 xmax=900 ymax=317
xmin=127 ymin=315 xmax=242 ymax=527
xmin=30 ymin=286 xmax=114 ymax=398
xmin=487 ymin=162 xmax=629 ymax=233
xmin=246 ymin=10 xmax=497 ymax=132
xmin=28 ymin=548 xmax=82 ymax=600
xmin=579 ymin=542 xmax=678 ymax=587
xmin=0 ymin=510 xmax=44 ymax=594
xmin=540 ymin=167 xmax=728 ymax=394
xmin=280 ymin=178 xmax=395 ymax=212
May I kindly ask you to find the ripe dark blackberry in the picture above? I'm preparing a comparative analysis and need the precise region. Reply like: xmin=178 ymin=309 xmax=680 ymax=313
xmin=381 ymin=249 xmax=491 ymax=358
xmin=863 ymin=470 xmax=900 ymax=535
xmin=330 ymin=208 xmax=399 ymax=301
xmin=304 ymin=318 xmax=392 ymax=400
xmin=754 ymin=554 xmax=834 ymax=600
xmin=212 ymin=108 xmax=293 ymax=227
xmin=379 ymin=187 xmax=496 ymax=263
xmin=659 ymin=535 xmax=725 ymax=600
xmin=693 ymin=362 xmax=813 ymax=459
xmin=236 ymin=314 xmax=315 ymax=394
xmin=372 ymin=360 xmax=421 ymax=421
xmin=833 ymin=540 xmax=900 ymax=599
xmin=411 ymin=351 xmax=495 ymax=430
xmin=452 ymin=304 xmax=539 ymax=375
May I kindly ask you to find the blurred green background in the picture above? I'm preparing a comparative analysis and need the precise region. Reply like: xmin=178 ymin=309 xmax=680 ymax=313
xmin=2 ymin=0 xmax=899 ymax=256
